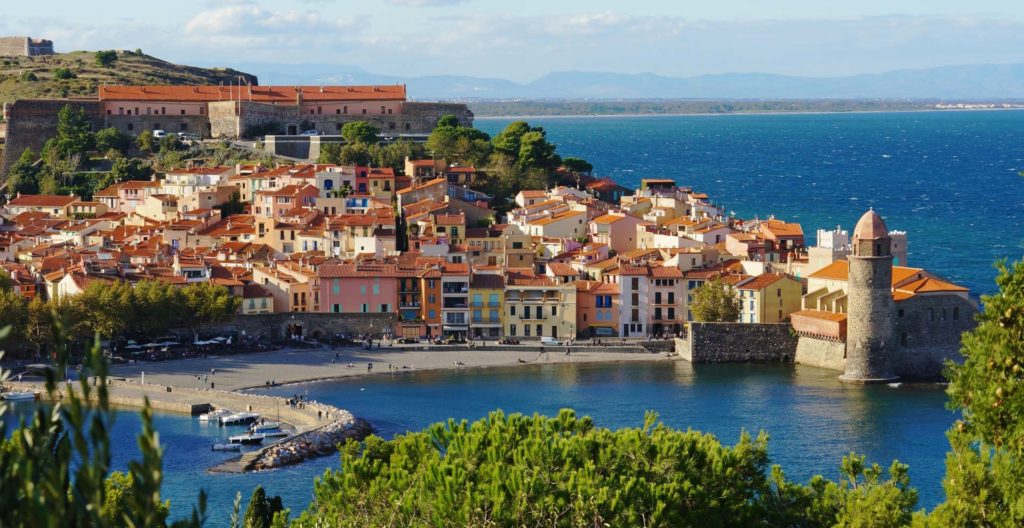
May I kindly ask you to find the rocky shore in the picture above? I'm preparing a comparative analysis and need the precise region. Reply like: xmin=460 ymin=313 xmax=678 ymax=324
xmin=247 ymin=415 xmax=373 ymax=471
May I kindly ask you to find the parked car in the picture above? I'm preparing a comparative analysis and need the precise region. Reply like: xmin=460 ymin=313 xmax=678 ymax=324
xmin=540 ymin=336 xmax=562 ymax=346
xmin=153 ymin=129 xmax=166 ymax=138
xmin=300 ymin=129 xmax=320 ymax=136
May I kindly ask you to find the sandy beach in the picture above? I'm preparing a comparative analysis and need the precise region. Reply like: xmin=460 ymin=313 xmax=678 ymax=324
xmin=106 ymin=345 xmax=670 ymax=392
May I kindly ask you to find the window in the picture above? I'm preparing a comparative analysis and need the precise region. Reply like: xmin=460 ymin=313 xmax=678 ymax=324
xmin=428 ymin=309 xmax=436 ymax=319
xmin=584 ymin=313 xmax=588 ymax=322
xmin=510 ymin=324 xmax=517 ymax=336
xmin=655 ymin=292 xmax=662 ymax=304
xmin=181 ymin=109 xmax=186 ymax=115
xmin=668 ymin=292 xmax=675 ymax=304
xmin=360 ymin=285 xmax=367 ymax=295
xmin=551 ymin=325 xmax=557 ymax=337
xmin=380 ymin=304 xmax=389 ymax=312
xmin=953 ymin=307 xmax=959 ymax=320
xmin=510 ymin=306 xmax=516 ymax=316
xmin=524 ymin=306 xmax=531 ymax=319
xmin=161 ymin=107 xmax=166 ymax=115
xmin=941 ymin=308 xmax=947 ymax=321
xmin=361 ymin=303 xmax=368 ymax=313
xmin=332 ymin=279 xmax=340 ymax=295
xmin=362 ymin=108 xmax=367 ymax=114
xmin=524 ymin=325 xmax=531 ymax=336
xmin=199 ymin=107 xmax=205 ymax=115
xmin=372 ymin=284 xmax=380 ymax=295
xmin=631 ymin=278 xmax=639 ymax=290
xmin=551 ymin=306 xmax=557 ymax=316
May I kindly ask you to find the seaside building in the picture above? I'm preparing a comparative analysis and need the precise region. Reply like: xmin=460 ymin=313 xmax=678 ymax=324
xmin=791 ymin=209 xmax=977 ymax=380
xmin=503 ymin=269 xmax=577 ymax=341
xmin=469 ymin=274 xmax=504 ymax=340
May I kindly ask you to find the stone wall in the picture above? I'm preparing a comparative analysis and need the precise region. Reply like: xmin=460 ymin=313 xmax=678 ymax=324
xmin=794 ymin=336 xmax=846 ymax=371
xmin=105 ymin=114 xmax=210 ymax=137
xmin=233 ymin=101 xmax=299 ymax=138
xmin=2 ymin=99 xmax=103 ymax=176
xmin=203 ymin=312 xmax=398 ymax=342
xmin=0 ymin=37 xmax=29 ymax=57
xmin=675 ymin=323 xmax=797 ymax=363
xmin=208 ymin=101 xmax=242 ymax=138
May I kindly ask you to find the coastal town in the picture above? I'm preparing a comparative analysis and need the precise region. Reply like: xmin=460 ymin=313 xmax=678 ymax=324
xmin=0 ymin=82 xmax=978 ymax=384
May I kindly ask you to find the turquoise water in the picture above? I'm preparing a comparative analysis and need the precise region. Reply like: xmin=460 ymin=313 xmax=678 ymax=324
xmin=479 ymin=111 xmax=1024 ymax=295
xmin=4 ymin=363 xmax=953 ymax=525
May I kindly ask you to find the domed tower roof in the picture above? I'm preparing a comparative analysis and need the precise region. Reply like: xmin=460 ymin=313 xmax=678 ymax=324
xmin=853 ymin=208 xmax=889 ymax=241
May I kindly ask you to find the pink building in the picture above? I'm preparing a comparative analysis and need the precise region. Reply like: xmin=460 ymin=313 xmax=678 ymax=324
xmin=318 ymin=261 xmax=398 ymax=314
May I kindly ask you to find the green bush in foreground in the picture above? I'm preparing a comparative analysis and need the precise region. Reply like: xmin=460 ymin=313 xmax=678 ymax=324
xmin=294 ymin=410 xmax=916 ymax=527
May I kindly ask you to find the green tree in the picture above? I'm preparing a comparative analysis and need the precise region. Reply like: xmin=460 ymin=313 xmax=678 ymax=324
xmin=20 ymin=71 xmax=37 ymax=82
xmin=53 ymin=67 xmax=75 ymax=80
xmin=317 ymin=142 xmax=342 ymax=164
xmin=100 ymin=471 xmax=170 ymax=526
xmin=0 ymin=290 xmax=28 ymax=347
xmin=78 ymin=281 xmax=134 ymax=339
xmin=180 ymin=282 xmax=240 ymax=342
xmin=517 ymin=129 xmax=560 ymax=169
xmin=491 ymin=120 xmax=532 ymax=156
xmin=339 ymin=143 xmax=370 ymax=166
xmin=436 ymin=114 xmax=460 ymax=128
xmin=242 ymin=486 xmax=285 ymax=528
xmin=94 ymin=127 xmax=132 ymax=155
xmin=53 ymin=104 xmax=94 ymax=159
xmin=25 ymin=296 xmax=52 ymax=356
xmin=930 ymin=259 xmax=1024 ymax=526
xmin=690 ymin=278 xmax=742 ymax=323
xmin=0 ymin=317 xmax=206 ymax=527
xmin=94 ymin=50 xmax=118 ymax=67
xmin=340 ymin=121 xmax=380 ymax=145
xmin=6 ymin=148 xmax=41 ymax=195
xmin=217 ymin=191 xmax=245 ymax=217
xmin=562 ymin=156 xmax=593 ymax=175
xmin=109 ymin=157 xmax=152 ymax=183
xmin=131 ymin=280 xmax=185 ymax=338
xmin=137 ymin=130 xmax=155 ymax=153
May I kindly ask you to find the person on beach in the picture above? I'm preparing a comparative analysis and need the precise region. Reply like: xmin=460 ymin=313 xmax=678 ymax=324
xmin=368 ymin=362 xmax=373 ymax=372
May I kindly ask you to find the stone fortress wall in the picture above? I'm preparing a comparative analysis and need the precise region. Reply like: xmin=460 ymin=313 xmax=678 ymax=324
xmin=0 ymin=37 xmax=54 ymax=57
xmin=2 ymin=99 xmax=104 ymax=175
xmin=675 ymin=323 xmax=797 ymax=363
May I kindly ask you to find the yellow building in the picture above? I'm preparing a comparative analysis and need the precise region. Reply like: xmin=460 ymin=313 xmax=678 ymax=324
xmin=736 ymin=272 xmax=803 ymax=323
xmin=469 ymin=274 xmax=504 ymax=339
xmin=503 ymin=269 xmax=577 ymax=341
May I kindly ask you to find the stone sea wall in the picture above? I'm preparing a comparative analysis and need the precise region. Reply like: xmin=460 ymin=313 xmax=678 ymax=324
xmin=248 ymin=415 xmax=373 ymax=471
xmin=676 ymin=323 xmax=797 ymax=363
xmin=794 ymin=337 xmax=846 ymax=371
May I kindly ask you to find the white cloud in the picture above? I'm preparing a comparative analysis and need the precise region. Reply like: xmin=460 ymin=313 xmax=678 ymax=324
xmin=183 ymin=4 xmax=363 ymax=47
xmin=386 ymin=0 xmax=468 ymax=6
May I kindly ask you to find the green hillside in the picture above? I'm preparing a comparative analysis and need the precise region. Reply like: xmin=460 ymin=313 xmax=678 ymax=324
xmin=0 ymin=50 xmax=256 ymax=106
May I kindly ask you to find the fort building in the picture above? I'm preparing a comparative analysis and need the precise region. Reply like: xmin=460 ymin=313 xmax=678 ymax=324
xmin=2 ymin=84 xmax=473 ymax=176
xmin=0 ymin=36 xmax=54 ymax=57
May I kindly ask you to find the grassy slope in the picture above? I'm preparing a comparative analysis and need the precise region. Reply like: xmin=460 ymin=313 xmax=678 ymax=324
xmin=0 ymin=50 xmax=257 ymax=106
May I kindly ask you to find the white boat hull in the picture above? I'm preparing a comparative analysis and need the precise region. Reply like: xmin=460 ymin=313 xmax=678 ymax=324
xmin=2 ymin=392 xmax=37 ymax=401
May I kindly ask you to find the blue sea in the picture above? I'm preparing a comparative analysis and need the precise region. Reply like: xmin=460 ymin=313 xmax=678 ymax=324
xmin=7 ymin=111 xmax=1024 ymax=525
xmin=479 ymin=111 xmax=1024 ymax=295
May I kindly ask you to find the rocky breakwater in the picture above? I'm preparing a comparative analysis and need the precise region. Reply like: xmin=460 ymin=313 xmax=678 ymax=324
xmin=246 ymin=410 xmax=373 ymax=471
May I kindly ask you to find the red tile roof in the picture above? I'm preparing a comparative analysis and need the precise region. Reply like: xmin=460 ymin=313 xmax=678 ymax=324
xmin=99 ymin=84 xmax=406 ymax=103
xmin=9 ymin=194 xmax=76 ymax=207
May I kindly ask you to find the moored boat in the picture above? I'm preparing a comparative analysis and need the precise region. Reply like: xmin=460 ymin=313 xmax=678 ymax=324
xmin=211 ymin=443 xmax=241 ymax=451
xmin=199 ymin=409 xmax=233 ymax=422
xmin=228 ymin=433 xmax=265 ymax=445
xmin=1 ymin=391 xmax=38 ymax=401
xmin=219 ymin=411 xmax=260 ymax=426
xmin=251 ymin=421 xmax=282 ymax=433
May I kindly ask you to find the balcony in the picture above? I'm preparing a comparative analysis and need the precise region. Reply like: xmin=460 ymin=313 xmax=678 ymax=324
xmin=442 ymin=284 xmax=469 ymax=294
xmin=443 ymin=301 xmax=468 ymax=309
xmin=445 ymin=315 xmax=467 ymax=325
xmin=399 ymin=302 xmax=421 ymax=308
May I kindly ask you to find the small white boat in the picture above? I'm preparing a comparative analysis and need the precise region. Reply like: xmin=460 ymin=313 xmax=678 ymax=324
xmin=228 ymin=433 xmax=265 ymax=445
xmin=251 ymin=421 xmax=282 ymax=433
xmin=220 ymin=412 xmax=260 ymax=426
xmin=2 ymin=391 xmax=38 ymax=401
xmin=199 ymin=409 xmax=233 ymax=422
xmin=211 ymin=443 xmax=241 ymax=451
xmin=262 ymin=431 xmax=289 ymax=438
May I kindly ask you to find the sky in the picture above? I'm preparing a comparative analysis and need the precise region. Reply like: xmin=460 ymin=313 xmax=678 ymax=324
xmin=5 ymin=0 xmax=1024 ymax=81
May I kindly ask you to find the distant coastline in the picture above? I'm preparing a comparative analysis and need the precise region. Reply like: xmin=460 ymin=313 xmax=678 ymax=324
xmin=468 ymin=100 xmax=1024 ymax=119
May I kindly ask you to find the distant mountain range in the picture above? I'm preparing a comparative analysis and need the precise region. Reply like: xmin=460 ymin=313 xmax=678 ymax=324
xmin=214 ymin=62 xmax=1024 ymax=101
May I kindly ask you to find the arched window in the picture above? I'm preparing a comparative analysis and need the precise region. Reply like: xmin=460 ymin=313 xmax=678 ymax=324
xmin=323 ymin=179 xmax=334 ymax=190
